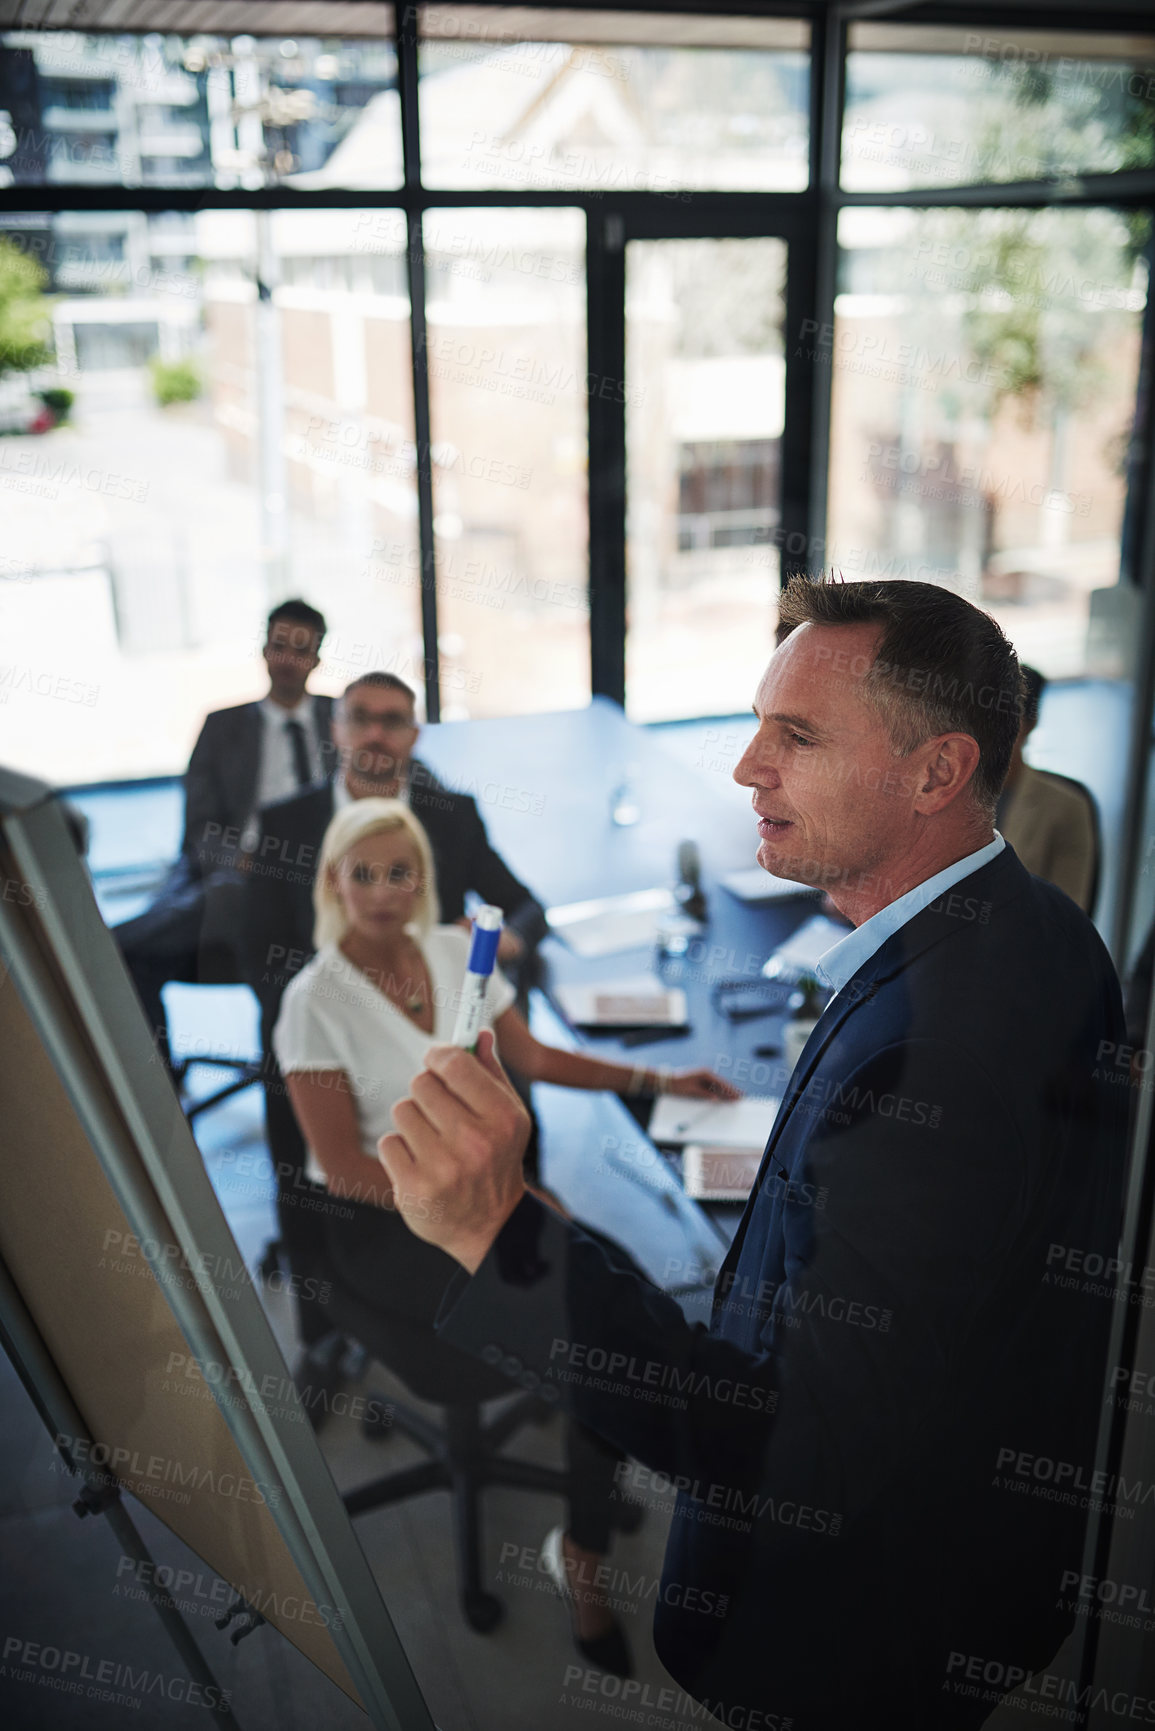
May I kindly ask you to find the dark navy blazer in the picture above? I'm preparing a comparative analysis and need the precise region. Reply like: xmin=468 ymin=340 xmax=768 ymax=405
xmin=441 ymin=845 xmax=1128 ymax=1729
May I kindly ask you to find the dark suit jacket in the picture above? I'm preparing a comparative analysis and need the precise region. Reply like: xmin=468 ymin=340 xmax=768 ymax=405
xmin=440 ymin=846 xmax=1128 ymax=1729
xmin=183 ymin=695 xmax=336 ymax=877
xmin=119 ymin=695 xmax=336 ymax=966
xmin=243 ymin=758 xmax=547 ymax=1040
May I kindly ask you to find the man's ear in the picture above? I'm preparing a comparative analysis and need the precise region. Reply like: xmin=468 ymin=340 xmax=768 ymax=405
xmin=911 ymin=733 xmax=982 ymax=815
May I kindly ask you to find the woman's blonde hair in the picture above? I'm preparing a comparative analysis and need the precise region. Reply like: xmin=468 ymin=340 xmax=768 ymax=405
xmin=313 ymin=798 xmax=441 ymax=949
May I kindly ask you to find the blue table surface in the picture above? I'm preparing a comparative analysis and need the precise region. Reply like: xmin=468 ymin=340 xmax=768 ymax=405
xmin=416 ymin=700 xmax=822 ymax=1296
xmin=418 ymin=697 xmax=823 ymax=1079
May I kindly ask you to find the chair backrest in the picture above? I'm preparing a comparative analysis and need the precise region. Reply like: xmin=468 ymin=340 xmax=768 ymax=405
xmin=323 ymin=1272 xmax=513 ymax=1408
xmin=1036 ymin=769 xmax=1102 ymax=918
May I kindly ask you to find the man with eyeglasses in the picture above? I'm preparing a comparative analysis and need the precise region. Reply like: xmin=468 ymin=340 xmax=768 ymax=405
xmin=115 ymin=598 xmax=333 ymax=1079
xmin=242 ymin=669 xmax=546 ymax=1367
xmin=243 ymin=669 xmax=544 ymax=1017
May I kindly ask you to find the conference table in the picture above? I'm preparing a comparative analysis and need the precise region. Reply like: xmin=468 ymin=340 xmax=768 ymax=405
xmin=417 ymin=698 xmax=830 ymax=1322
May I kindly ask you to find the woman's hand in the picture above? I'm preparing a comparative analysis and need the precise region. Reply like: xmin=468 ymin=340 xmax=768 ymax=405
xmin=666 ymin=1069 xmax=742 ymax=1101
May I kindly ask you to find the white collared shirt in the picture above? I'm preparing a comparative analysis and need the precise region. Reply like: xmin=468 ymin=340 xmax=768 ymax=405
xmin=274 ymin=930 xmax=516 ymax=1183
xmin=256 ymin=694 xmax=320 ymax=811
xmin=816 ymin=833 xmax=1005 ymax=999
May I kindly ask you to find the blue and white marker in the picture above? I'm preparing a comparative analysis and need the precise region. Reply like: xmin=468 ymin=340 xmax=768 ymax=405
xmin=451 ymin=905 xmax=504 ymax=1050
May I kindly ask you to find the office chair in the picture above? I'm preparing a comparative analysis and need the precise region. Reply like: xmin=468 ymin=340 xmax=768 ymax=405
xmin=1037 ymin=770 xmax=1103 ymax=918
xmin=164 ymin=978 xmax=265 ymax=1123
xmin=324 ymin=1272 xmax=571 ymax=1633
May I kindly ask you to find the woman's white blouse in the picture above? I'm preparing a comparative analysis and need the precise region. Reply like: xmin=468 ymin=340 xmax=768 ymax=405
xmin=273 ymin=927 xmax=517 ymax=1187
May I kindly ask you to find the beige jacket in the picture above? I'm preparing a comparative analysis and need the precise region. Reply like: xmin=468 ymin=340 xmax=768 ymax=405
xmin=1000 ymin=764 xmax=1097 ymax=913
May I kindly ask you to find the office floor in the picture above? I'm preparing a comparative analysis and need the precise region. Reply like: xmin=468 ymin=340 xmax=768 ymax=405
xmin=0 ymin=694 xmax=1114 ymax=1731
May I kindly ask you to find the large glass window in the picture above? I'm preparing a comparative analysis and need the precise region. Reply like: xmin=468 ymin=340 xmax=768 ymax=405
xmin=418 ymin=7 xmax=809 ymax=193
xmin=422 ymin=207 xmax=590 ymax=717
xmin=0 ymin=28 xmax=400 ymax=189
xmin=824 ymin=205 xmax=1149 ymax=678
xmin=0 ymin=206 xmax=419 ymax=786
xmin=842 ymin=25 xmax=1155 ymax=192
xmin=625 ymin=236 xmax=787 ymax=720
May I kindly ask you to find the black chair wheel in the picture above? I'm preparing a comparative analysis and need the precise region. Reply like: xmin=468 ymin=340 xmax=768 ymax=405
xmin=463 ymin=1591 xmax=503 ymax=1633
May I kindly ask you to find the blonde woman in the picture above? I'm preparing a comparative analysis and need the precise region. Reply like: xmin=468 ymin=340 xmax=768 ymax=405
xmin=273 ymin=798 xmax=737 ymax=1671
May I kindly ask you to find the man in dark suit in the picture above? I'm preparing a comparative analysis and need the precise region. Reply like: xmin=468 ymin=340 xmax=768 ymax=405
xmin=244 ymin=667 xmax=546 ymax=1357
xmin=243 ymin=668 xmax=544 ymax=1035
xmin=380 ymin=579 xmax=1128 ymax=1729
xmin=115 ymin=598 xmax=332 ymax=1075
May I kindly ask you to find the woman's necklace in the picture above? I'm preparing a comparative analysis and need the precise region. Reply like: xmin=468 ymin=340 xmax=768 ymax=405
xmin=343 ymin=937 xmax=429 ymax=1020
xmin=395 ymin=940 xmax=428 ymax=1018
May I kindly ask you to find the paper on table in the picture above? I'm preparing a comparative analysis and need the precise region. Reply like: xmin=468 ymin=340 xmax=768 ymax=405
xmin=648 ymin=1094 xmax=778 ymax=1150
xmin=546 ymin=887 xmax=679 ymax=959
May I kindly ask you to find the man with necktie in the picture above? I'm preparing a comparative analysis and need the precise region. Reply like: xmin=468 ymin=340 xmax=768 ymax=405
xmin=115 ymin=598 xmax=333 ymax=1078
